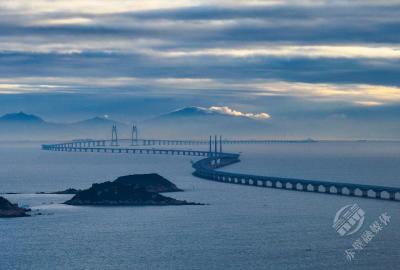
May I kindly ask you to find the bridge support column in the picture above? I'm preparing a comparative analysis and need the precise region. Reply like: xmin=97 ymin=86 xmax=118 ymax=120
xmin=261 ymin=180 xmax=267 ymax=187
xmin=362 ymin=189 xmax=368 ymax=197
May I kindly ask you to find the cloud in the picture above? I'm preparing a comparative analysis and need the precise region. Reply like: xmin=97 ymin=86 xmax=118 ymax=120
xmin=0 ymin=1 xmax=399 ymax=86
xmin=209 ymin=106 xmax=271 ymax=120
xmin=1 ymin=1 xmax=400 ymax=55
xmin=149 ymin=45 xmax=400 ymax=59
xmin=0 ymin=0 xmax=399 ymax=135
xmin=1 ymin=76 xmax=400 ymax=107
xmin=354 ymin=101 xmax=383 ymax=106
xmin=32 ymin=17 xmax=94 ymax=26
xmin=255 ymin=81 xmax=400 ymax=105
xmin=1 ymin=51 xmax=400 ymax=87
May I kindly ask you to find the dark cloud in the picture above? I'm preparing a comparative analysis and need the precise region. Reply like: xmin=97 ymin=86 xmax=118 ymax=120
xmin=127 ymin=4 xmax=400 ymax=21
xmin=0 ymin=51 xmax=399 ymax=86
xmin=1 ymin=3 xmax=399 ymax=46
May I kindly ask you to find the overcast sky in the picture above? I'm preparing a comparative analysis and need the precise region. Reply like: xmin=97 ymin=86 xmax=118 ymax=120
xmin=0 ymin=0 xmax=399 ymax=138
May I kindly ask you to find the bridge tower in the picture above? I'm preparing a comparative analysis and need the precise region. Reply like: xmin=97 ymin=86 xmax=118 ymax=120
xmin=219 ymin=135 xmax=222 ymax=154
xmin=131 ymin=124 xmax=138 ymax=146
xmin=209 ymin=136 xmax=212 ymax=156
xmin=214 ymin=135 xmax=218 ymax=156
xmin=111 ymin=124 xmax=119 ymax=146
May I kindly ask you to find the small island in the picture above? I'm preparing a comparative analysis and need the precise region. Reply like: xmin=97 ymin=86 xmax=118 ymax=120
xmin=36 ymin=174 xmax=180 ymax=195
xmin=36 ymin=188 xmax=81 ymax=195
xmin=1 ymin=174 xmax=202 ymax=208
xmin=0 ymin=196 xmax=29 ymax=218
xmin=64 ymin=181 xmax=199 ymax=206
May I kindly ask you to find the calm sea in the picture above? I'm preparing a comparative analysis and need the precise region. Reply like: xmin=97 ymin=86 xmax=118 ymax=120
xmin=0 ymin=141 xmax=399 ymax=270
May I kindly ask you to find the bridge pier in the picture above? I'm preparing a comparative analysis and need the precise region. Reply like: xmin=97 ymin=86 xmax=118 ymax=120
xmin=362 ymin=189 xmax=368 ymax=197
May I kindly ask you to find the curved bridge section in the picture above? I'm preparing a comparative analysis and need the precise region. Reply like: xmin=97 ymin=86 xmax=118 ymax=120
xmin=42 ymin=140 xmax=400 ymax=202
xmin=192 ymin=156 xmax=400 ymax=202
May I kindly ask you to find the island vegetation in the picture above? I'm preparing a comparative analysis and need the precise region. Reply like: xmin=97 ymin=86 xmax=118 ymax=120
xmin=113 ymin=173 xmax=182 ymax=193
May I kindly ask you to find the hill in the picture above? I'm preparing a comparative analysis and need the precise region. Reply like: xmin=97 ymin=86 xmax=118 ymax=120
xmin=0 ymin=196 xmax=29 ymax=218
xmin=114 ymin=173 xmax=182 ymax=192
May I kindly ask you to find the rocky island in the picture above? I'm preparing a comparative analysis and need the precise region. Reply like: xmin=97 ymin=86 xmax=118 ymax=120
xmin=36 ymin=188 xmax=81 ymax=195
xmin=36 ymin=174 xmax=180 ymax=195
xmin=0 ymin=196 xmax=29 ymax=218
xmin=64 ymin=181 xmax=199 ymax=206
xmin=1 ymin=174 xmax=197 ymax=207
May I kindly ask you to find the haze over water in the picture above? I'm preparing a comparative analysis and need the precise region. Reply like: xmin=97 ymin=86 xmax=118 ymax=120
xmin=1 ymin=142 xmax=399 ymax=270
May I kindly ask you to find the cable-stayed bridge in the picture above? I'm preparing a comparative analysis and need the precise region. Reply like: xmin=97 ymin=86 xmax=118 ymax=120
xmin=41 ymin=127 xmax=400 ymax=202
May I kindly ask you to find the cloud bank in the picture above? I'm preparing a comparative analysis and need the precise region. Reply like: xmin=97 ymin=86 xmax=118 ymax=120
xmin=209 ymin=106 xmax=271 ymax=120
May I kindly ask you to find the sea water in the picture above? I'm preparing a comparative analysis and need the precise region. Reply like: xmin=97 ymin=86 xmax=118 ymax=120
xmin=0 ymin=141 xmax=399 ymax=270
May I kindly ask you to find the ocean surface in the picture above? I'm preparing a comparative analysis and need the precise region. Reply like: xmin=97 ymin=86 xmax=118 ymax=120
xmin=0 ymin=141 xmax=399 ymax=270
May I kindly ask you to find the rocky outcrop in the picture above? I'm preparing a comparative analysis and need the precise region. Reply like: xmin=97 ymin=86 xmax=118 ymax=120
xmin=36 ymin=188 xmax=81 ymax=195
xmin=0 ymin=196 xmax=29 ymax=218
xmin=113 ymin=173 xmax=182 ymax=192
xmin=64 ymin=181 xmax=199 ymax=206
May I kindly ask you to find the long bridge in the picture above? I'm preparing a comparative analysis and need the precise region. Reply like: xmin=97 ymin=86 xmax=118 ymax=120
xmin=52 ymin=138 xmax=316 ymax=148
xmin=42 ymin=136 xmax=400 ymax=202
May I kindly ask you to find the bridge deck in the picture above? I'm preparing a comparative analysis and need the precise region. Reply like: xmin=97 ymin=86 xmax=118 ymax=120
xmin=48 ymin=138 xmax=317 ymax=148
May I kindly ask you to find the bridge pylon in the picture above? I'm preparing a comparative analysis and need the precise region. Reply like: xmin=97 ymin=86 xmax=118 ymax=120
xmin=214 ymin=135 xmax=218 ymax=156
xmin=219 ymin=135 xmax=222 ymax=154
xmin=208 ymin=134 xmax=223 ymax=159
xmin=209 ymin=136 xmax=212 ymax=156
xmin=111 ymin=124 xmax=119 ymax=146
xmin=131 ymin=124 xmax=138 ymax=146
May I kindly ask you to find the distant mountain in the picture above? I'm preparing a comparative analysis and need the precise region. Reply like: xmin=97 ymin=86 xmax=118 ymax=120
xmin=0 ymin=108 xmax=279 ymax=140
xmin=0 ymin=112 xmax=45 ymax=124
xmin=161 ymin=106 xmax=215 ymax=118
xmin=72 ymin=116 xmax=123 ymax=127
xmin=152 ymin=106 xmax=269 ymax=120
xmin=0 ymin=112 xmax=127 ymax=140
xmin=142 ymin=106 xmax=273 ymax=138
